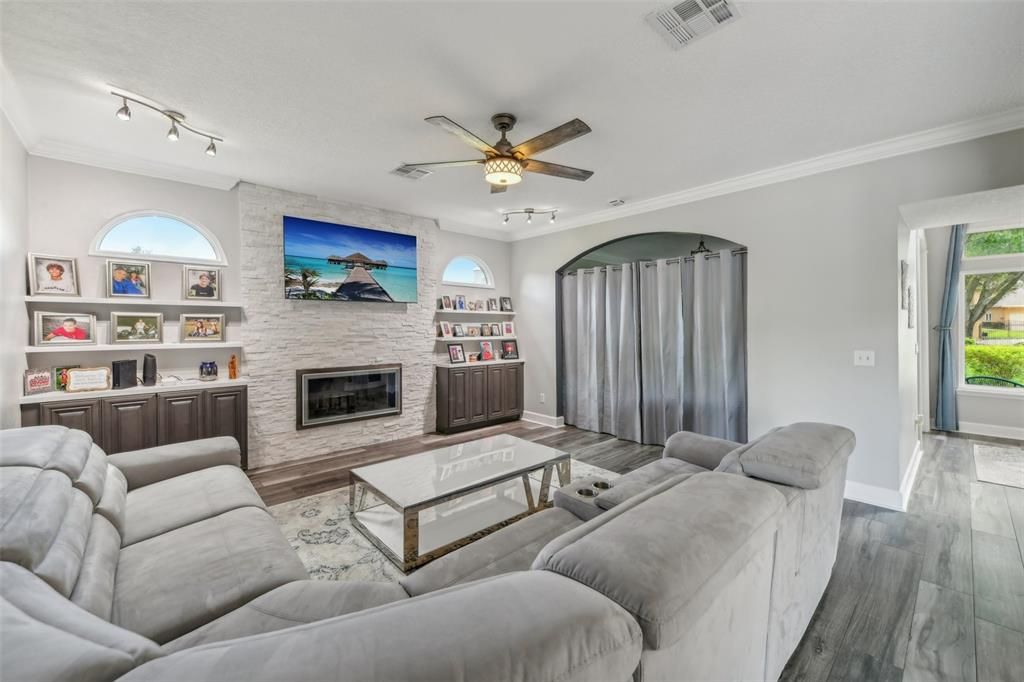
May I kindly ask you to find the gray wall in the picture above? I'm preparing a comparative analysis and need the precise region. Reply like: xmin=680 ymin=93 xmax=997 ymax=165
xmin=511 ymin=129 xmax=1024 ymax=494
xmin=1 ymin=111 xmax=28 ymax=428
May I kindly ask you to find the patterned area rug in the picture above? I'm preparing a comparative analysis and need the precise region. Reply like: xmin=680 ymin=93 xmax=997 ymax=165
xmin=973 ymin=443 xmax=1024 ymax=490
xmin=268 ymin=459 xmax=617 ymax=582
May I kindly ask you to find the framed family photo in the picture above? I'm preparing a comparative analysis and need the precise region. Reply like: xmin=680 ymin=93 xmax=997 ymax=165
xmin=440 ymin=296 xmax=453 ymax=310
xmin=438 ymin=321 xmax=453 ymax=338
xmin=112 ymin=312 xmax=163 ymax=343
xmin=28 ymin=254 xmax=79 ymax=296
xmin=502 ymin=321 xmax=515 ymax=336
xmin=183 ymin=266 xmax=221 ymax=300
xmin=33 ymin=312 xmax=96 ymax=346
xmin=500 ymin=296 xmax=513 ymax=312
xmin=501 ymin=339 xmax=519 ymax=360
xmin=447 ymin=343 xmax=466 ymax=364
xmin=487 ymin=298 xmax=498 ymax=311
xmin=452 ymin=323 xmax=465 ymax=337
xmin=107 ymin=259 xmax=151 ymax=298
xmin=180 ymin=314 xmax=225 ymax=342
xmin=455 ymin=295 xmax=467 ymax=310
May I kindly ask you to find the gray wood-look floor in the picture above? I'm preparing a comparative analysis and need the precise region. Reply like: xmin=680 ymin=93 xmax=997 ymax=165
xmin=248 ymin=424 xmax=1024 ymax=681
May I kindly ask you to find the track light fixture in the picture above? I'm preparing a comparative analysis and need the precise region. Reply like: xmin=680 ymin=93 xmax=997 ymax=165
xmin=500 ymin=208 xmax=558 ymax=226
xmin=111 ymin=91 xmax=223 ymax=156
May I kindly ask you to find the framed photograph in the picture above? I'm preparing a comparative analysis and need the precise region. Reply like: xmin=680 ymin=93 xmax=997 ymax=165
xmin=112 ymin=312 xmax=163 ymax=343
xmin=490 ymin=323 xmax=501 ymax=336
xmin=447 ymin=343 xmax=466 ymax=364
xmin=33 ymin=312 xmax=96 ymax=346
xmin=28 ymin=254 xmax=79 ymax=296
xmin=899 ymin=260 xmax=909 ymax=310
xmin=452 ymin=323 xmax=465 ymax=337
xmin=500 ymin=296 xmax=513 ymax=312
xmin=440 ymin=296 xmax=453 ymax=310
xmin=455 ymin=295 xmax=467 ymax=310
xmin=503 ymin=321 xmax=515 ymax=336
xmin=180 ymin=314 xmax=225 ymax=342
xmin=183 ymin=266 xmax=221 ymax=300
xmin=438 ymin=321 xmax=453 ymax=338
xmin=467 ymin=327 xmax=479 ymax=337
xmin=501 ymin=339 xmax=519 ymax=360
xmin=487 ymin=298 xmax=498 ymax=311
xmin=52 ymin=365 xmax=80 ymax=391
xmin=24 ymin=368 xmax=53 ymax=395
xmin=480 ymin=341 xmax=495 ymax=361
xmin=480 ymin=323 xmax=490 ymax=336
xmin=66 ymin=367 xmax=111 ymax=393
xmin=107 ymin=259 xmax=151 ymax=298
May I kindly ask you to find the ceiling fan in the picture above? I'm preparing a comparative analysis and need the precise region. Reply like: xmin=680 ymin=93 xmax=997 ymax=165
xmin=400 ymin=113 xmax=594 ymax=193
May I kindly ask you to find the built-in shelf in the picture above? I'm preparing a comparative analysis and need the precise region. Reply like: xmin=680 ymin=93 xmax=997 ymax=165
xmin=24 ymin=295 xmax=243 ymax=310
xmin=436 ymin=336 xmax=516 ymax=342
xmin=435 ymin=358 xmax=524 ymax=368
xmin=434 ymin=309 xmax=515 ymax=316
xmin=20 ymin=377 xmax=251 ymax=405
xmin=26 ymin=342 xmax=243 ymax=354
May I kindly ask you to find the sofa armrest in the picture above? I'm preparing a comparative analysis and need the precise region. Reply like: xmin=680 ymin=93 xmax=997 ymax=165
xmin=106 ymin=437 xmax=241 ymax=490
xmin=119 ymin=571 xmax=642 ymax=682
xmin=663 ymin=430 xmax=741 ymax=470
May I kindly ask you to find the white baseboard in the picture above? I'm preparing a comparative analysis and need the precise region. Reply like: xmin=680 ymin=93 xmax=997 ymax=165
xmin=844 ymin=480 xmax=904 ymax=511
xmin=959 ymin=421 xmax=1024 ymax=441
xmin=899 ymin=441 xmax=924 ymax=509
xmin=522 ymin=411 xmax=565 ymax=428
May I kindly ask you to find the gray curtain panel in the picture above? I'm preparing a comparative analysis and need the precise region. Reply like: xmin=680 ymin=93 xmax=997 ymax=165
xmin=934 ymin=225 xmax=967 ymax=432
xmin=561 ymin=264 xmax=641 ymax=441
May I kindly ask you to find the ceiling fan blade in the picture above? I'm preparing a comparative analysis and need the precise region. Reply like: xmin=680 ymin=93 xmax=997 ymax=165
xmin=522 ymin=159 xmax=594 ymax=181
xmin=490 ymin=184 xmax=508 ymax=194
xmin=425 ymin=116 xmax=496 ymax=155
xmin=401 ymin=160 xmax=484 ymax=169
xmin=511 ymin=119 xmax=591 ymax=158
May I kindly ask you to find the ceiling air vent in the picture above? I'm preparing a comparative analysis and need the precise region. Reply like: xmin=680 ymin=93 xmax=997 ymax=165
xmin=646 ymin=0 xmax=740 ymax=50
xmin=390 ymin=165 xmax=432 ymax=180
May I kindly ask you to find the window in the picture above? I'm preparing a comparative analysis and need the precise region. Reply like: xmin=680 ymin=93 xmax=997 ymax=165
xmin=92 ymin=212 xmax=226 ymax=264
xmin=961 ymin=226 xmax=1024 ymax=389
xmin=441 ymin=255 xmax=493 ymax=288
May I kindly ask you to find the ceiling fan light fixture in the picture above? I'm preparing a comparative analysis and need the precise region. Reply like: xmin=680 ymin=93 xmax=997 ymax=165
xmin=483 ymin=156 xmax=523 ymax=186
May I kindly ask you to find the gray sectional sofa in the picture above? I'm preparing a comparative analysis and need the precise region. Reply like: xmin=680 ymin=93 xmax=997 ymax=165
xmin=0 ymin=421 xmax=854 ymax=682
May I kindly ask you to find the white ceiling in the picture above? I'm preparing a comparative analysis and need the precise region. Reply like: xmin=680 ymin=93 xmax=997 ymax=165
xmin=3 ymin=1 xmax=1023 ymax=240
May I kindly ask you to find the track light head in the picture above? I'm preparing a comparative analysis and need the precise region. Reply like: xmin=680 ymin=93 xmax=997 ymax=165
xmin=502 ymin=214 xmax=509 ymax=225
xmin=116 ymin=98 xmax=131 ymax=121
xmin=205 ymin=139 xmax=217 ymax=157
xmin=550 ymin=212 xmax=556 ymax=223
xmin=526 ymin=213 xmax=532 ymax=224
xmin=166 ymin=120 xmax=179 ymax=141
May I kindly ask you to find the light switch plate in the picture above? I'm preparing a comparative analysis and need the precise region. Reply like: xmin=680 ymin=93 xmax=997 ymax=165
xmin=853 ymin=350 xmax=875 ymax=367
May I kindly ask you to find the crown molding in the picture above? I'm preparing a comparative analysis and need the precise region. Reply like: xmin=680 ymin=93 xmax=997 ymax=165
xmin=509 ymin=106 xmax=1024 ymax=242
xmin=29 ymin=138 xmax=240 ymax=191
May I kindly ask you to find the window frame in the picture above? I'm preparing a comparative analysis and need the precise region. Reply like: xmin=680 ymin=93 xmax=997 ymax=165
xmin=440 ymin=254 xmax=495 ymax=289
xmin=957 ymin=256 xmax=1024 ymax=393
xmin=90 ymin=210 xmax=229 ymax=266
xmin=961 ymin=222 xmax=1024 ymax=262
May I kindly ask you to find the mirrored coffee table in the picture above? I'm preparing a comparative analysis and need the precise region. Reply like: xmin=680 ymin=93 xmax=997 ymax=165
xmin=349 ymin=434 xmax=570 ymax=572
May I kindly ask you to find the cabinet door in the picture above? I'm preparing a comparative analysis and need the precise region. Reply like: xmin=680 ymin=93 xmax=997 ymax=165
xmin=487 ymin=366 xmax=505 ymax=419
xmin=39 ymin=399 xmax=103 ymax=446
xmin=503 ymin=363 xmax=523 ymax=415
xmin=102 ymin=395 xmax=157 ymax=454
xmin=204 ymin=386 xmax=248 ymax=468
xmin=157 ymin=390 xmax=205 ymax=445
xmin=446 ymin=368 xmax=470 ymax=427
xmin=468 ymin=367 xmax=489 ymax=423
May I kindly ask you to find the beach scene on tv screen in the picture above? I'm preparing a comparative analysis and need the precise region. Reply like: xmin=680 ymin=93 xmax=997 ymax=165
xmin=283 ymin=216 xmax=418 ymax=302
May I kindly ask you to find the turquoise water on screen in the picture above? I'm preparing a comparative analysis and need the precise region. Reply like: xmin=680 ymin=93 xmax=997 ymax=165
xmin=284 ymin=254 xmax=418 ymax=302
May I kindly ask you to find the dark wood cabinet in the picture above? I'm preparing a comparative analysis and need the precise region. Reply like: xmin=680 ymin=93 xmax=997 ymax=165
xmin=103 ymin=395 xmax=157 ymax=454
xmin=436 ymin=362 xmax=524 ymax=434
xmin=21 ymin=385 xmax=248 ymax=468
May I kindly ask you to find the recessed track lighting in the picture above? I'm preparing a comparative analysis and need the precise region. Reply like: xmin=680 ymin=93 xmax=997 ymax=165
xmin=111 ymin=91 xmax=223 ymax=156
xmin=501 ymin=208 xmax=557 ymax=225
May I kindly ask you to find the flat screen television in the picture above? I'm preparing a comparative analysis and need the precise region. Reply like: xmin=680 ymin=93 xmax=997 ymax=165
xmin=283 ymin=215 xmax=418 ymax=303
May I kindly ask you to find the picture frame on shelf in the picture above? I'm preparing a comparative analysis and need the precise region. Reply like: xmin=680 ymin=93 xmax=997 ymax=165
xmin=490 ymin=323 xmax=501 ymax=336
xmin=28 ymin=253 xmax=80 ymax=296
xmin=480 ymin=341 xmax=495 ymax=361
xmin=448 ymin=343 xmax=466 ymax=364
xmin=440 ymin=295 xmax=453 ymax=310
xmin=503 ymin=321 xmax=515 ymax=336
xmin=183 ymin=266 xmax=221 ymax=300
xmin=112 ymin=312 xmax=163 ymax=343
xmin=24 ymin=368 xmax=53 ymax=395
xmin=479 ymin=323 xmax=490 ymax=336
xmin=106 ymin=259 xmax=152 ymax=298
xmin=438 ymin=321 xmax=453 ymax=338
xmin=452 ymin=323 xmax=465 ymax=337
xmin=487 ymin=298 xmax=498 ymax=311
xmin=52 ymin=365 xmax=80 ymax=391
xmin=455 ymin=295 xmax=467 ymax=310
xmin=33 ymin=312 xmax=97 ymax=346
xmin=65 ymin=367 xmax=112 ymax=393
xmin=501 ymin=339 xmax=519 ymax=360
xmin=467 ymin=327 xmax=479 ymax=337
xmin=180 ymin=313 xmax=225 ymax=342
xmin=500 ymin=296 xmax=513 ymax=312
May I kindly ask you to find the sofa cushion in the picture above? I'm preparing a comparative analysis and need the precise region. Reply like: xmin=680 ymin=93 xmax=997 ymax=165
xmin=594 ymin=458 xmax=705 ymax=511
xmin=736 ymin=422 xmax=856 ymax=489
xmin=534 ymin=472 xmax=785 ymax=650
xmin=0 ymin=425 xmax=92 ymax=478
xmin=122 ymin=465 xmax=266 ymax=546
xmin=401 ymin=507 xmax=582 ymax=597
xmin=164 ymin=579 xmax=408 ymax=653
xmin=113 ymin=506 xmax=308 ymax=644
xmin=71 ymin=515 xmax=122 ymax=620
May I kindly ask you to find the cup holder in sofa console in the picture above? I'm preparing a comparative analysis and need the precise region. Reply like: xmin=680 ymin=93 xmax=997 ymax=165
xmin=591 ymin=480 xmax=612 ymax=490
xmin=576 ymin=488 xmax=598 ymax=497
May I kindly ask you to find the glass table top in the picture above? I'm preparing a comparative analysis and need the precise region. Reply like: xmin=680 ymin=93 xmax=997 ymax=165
xmin=350 ymin=434 xmax=569 ymax=508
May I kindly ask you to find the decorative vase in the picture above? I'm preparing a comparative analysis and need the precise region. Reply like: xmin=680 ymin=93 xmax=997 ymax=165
xmin=199 ymin=361 xmax=218 ymax=381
